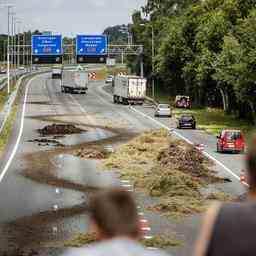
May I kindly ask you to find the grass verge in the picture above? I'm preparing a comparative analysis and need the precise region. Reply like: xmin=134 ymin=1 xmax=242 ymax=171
xmin=0 ymin=78 xmax=18 ymax=112
xmin=147 ymin=89 xmax=254 ymax=138
xmin=95 ymin=66 xmax=129 ymax=80
xmin=173 ymin=108 xmax=254 ymax=138
xmin=104 ymin=129 xmax=231 ymax=219
xmin=0 ymin=104 xmax=18 ymax=153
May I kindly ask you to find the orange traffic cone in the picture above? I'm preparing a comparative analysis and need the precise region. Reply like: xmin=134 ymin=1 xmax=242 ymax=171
xmin=240 ymin=170 xmax=246 ymax=183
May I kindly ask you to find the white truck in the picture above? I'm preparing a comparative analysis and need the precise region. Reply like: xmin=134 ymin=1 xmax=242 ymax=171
xmin=106 ymin=58 xmax=116 ymax=67
xmin=113 ymin=75 xmax=147 ymax=105
xmin=52 ymin=66 xmax=63 ymax=79
xmin=61 ymin=69 xmax=88 ymax=94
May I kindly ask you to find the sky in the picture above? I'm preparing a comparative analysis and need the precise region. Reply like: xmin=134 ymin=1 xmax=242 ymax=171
xmin=0 ymin=0 xmax=146 ymax=36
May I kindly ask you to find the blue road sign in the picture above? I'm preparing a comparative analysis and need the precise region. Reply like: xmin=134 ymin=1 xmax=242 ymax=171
xmin=76 ymin=35 xmax=107 ymax=56
xmin=32 ymin=35 xmax=62 ymax=55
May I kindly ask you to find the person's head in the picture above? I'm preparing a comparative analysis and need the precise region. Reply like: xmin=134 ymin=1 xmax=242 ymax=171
xmin=89 ymin=188 xmax=140 ymax=240
xmin=247 ymin=134 xmax=256 ymax=191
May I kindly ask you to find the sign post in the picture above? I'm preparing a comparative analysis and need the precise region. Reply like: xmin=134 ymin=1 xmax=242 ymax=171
xmin=76 ymin=35 xmax=107 ymax=64
xmin=32 ymin=35 xmax=63 ymax=64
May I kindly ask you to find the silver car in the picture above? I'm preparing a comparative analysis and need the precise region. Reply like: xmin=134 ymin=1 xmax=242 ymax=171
xmin=154 ymin=104 xmax=172 ymax=117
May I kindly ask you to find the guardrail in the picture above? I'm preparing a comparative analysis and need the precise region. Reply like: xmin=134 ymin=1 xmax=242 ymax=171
xmin=0 ymin=69 xmax=37 ymax=91
xmin=0 ymin=69 xmax=50 ymax=135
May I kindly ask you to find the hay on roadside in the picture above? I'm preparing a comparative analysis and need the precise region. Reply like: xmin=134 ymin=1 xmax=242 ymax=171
xmin=140 ymin=234 xmax=182 ymax=248
xmin=104 ymin=129 xmax=231 ymax=218
xmin=64 ymin=233 xmax=97 ymax=247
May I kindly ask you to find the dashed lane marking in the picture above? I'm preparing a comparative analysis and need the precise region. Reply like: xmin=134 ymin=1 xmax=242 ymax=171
xmin=121 ymin=180 xmax=130 ymax=183
xmin=144 ymin=235 xmax=153 ymax=239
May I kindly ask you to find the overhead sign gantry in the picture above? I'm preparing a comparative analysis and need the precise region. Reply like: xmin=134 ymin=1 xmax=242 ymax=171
xmin=76 ymin=35 xmax=107 ymax=64
xmin=32 ymin=35 xmax=63 ymax=64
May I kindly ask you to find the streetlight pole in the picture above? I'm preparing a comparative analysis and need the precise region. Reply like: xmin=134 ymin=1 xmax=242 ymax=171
xmin=140 ymin=23 xmax=155 ymax=98
xmin=16 ymin=20 xmax=21 ymax=69
xmin=6 ymin=5 xmax=13 ymax=94
xmin=7 ymin=6 xmax=11 ymax=94
xmin=22 ymin=28 xmax=26 ymax=66
xmin=11 ymin=12 xmax=15 ymax=74
xmin=151 ymin=25 xmax=155 ymax=99
xmin=13 ymin=18 xmax=17 ymax=71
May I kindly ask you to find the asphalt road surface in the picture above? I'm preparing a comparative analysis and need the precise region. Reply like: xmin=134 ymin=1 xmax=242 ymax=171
xmin=0 ymin=72 xmax=160 ymax=255
xmin=0 ymin=71 xmax=247 ymax=255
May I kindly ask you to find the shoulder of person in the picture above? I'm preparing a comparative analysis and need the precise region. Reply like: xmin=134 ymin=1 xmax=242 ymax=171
xmin=61 ymin=238 xmax=171 ymax=256
xmin=194 ymin=202 xmax=222 ymax=256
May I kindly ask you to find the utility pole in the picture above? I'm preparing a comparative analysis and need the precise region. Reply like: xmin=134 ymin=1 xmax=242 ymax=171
xmin=140 ymin=46 xmax=144 ymax=78
xmin=121 ymin=51 xmax=124 ymax=65
xmin=11 ymin=12 xmax=15 ymax=76
xmin=3 ymin=40 xmax=6 ymax=64
xmin=6 ymin=5 xmax=13 ymax=94
xmin=22 ymin=28 xmax=25 ymax=66
xmin=16 ymin=21 xmax=21 ymax=69
xmin=7 ymin=7 xmax=10 ymax=94
xmin=151 ymin=25 xmax=155 ymax=99
xmin=13 ymin=17 xmax=16 ymax=70
xmin=140 ymin=23 xmax=155 ymax=98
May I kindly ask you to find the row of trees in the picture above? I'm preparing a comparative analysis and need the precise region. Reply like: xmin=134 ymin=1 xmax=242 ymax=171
xmin=128 ymin=0 xmax=256 ymax=122
xmin=0 ymin=30 xmax=42 ymax=63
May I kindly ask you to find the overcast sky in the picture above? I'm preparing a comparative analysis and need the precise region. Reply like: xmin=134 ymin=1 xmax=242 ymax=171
xmin=0 ymin=0 xmax=146 ymax=36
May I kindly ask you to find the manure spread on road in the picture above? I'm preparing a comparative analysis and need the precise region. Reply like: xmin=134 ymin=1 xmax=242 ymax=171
xmin=27 ymin=138 xmax=65 ymax=147
xmin=104 ymin=129 xmax=233 ymax=219
xmin=2 ymin=119 xmax=137 ymax=255
xmin=38 ymin=124 xmax=85 ymax=136
xmin=1 ymin=204 xmax=89 ymax=256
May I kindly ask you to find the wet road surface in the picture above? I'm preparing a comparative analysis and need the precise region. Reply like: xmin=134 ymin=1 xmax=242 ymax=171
xmin=0 ymin=71 xmax=247 ymax=256
xmin=0 ymin=72 xmax=159 ymax=255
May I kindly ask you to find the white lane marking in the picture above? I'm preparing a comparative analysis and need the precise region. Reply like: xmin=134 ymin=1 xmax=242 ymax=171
xmin=130 ymin=106 xmax=247 ymax=185
xmin=141 ymin=227 xmax=151 ymax=231
xmin=52 ymin=226 xmax=58 ymax=233
xmin=53 ymin=204 xmax=59 ymax=211
xmin=0 ymin=76 xmax=37 ymax=183
xmin=68 ymin=94 xmax=87 ymax=114
xmin=144 ymin=235 xmax=153 ymax=239
xmin=122 ymin=184 xmax=133 ymax=187
xmin=121 ymin=180 xmax=130 ymax=183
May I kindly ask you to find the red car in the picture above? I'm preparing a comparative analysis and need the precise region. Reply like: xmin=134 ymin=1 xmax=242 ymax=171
xmin=217 ymin=129 xmax=245 ymax=153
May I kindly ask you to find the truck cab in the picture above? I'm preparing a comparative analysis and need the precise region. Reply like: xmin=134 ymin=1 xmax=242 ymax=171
xmin=52 ymin=65 xmax=63 ymax=79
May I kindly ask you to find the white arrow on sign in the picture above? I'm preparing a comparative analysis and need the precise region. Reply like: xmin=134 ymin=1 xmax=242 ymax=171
xmin=79 ymin=48 xmax=83 ymax=52
xmin=56 ymin=49 xmax=60 ymax=53
xmin=35 ymin=49 xmax=38 ymax=53
xmin=100 ymin=48 xmax=105 ymax=53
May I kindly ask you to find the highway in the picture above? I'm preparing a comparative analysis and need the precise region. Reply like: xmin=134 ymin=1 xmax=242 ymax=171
xmin=0 ymin=70 xmax=247 ymax=256
xmin=0 ymin=71 xmax=159 ymax=255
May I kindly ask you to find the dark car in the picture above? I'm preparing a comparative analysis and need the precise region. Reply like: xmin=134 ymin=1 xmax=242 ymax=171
xmin=177 ymin=114 xmax=196 ymax=129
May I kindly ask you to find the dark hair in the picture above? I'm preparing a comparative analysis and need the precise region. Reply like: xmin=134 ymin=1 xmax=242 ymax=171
xmin=247 ymin=134 xmax=256 ymax=189
xmin=89 ymin=188 xmax=140 ymax=239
